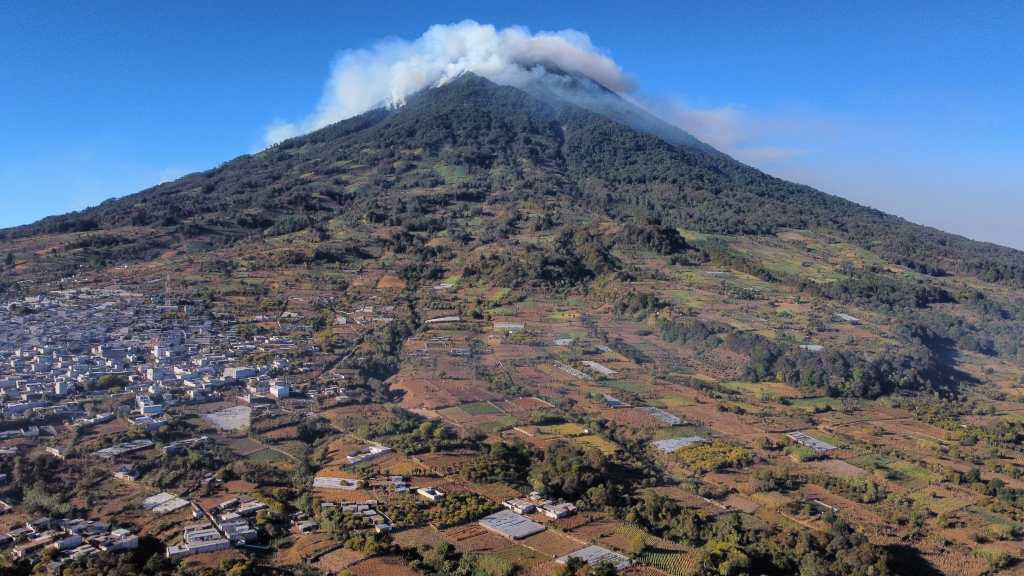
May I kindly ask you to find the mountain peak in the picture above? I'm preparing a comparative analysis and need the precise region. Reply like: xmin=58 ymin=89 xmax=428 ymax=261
xmin=3 ymin=69 xmax=1023 ymax=293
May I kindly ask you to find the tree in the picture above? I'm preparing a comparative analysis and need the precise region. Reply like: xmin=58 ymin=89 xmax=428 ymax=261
xmin=558 ymin=556 xmax=586 ymax=576
xmin=4 ymin=253 xmax=13 ymax=267
xmin=590 ymin=561 xmax=619 ymax=576
xmin=529 ymin=441 xmax=608 ymax=501
xmin=627 ymin=532 xmax=648 ymax=556
xmin=702 ymin=540 xmax=751 ymax=576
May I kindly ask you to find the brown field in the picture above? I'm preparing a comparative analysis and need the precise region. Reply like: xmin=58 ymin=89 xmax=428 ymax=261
xmin=263 ymin=425 xmax=300 ymax=441
xmin=221 ymin=436 xmax=265 ymax=456
xmin=501 ymin=427 xmax=560 ymax=450
xmin=490 ymin=542 xmax=551 ymax=569
xmin=275 ymin=533 xmax=340 ymax=566
xmin=377 ymin=274 xmax=407 ymax=290
xmin=393 ymin=526 xmax=446 ymax=549
xmin=322 ymin=404 xmax=393 ymax=431
xmin=597 ymin=408 xmax=663 ymax=429
xmin=497 ymin=396 xmax=556 ymax=418
xmin=374 ymin=454 xmax=424 ymax=476
xmin=519 ymin=529 xmax=585 ymax=558
xmin=414 ymin=451 xmax=479 ymax=475
xmin=317 ymin=547 xmax=368 ymax=573
xmin=674 ymin=399 xmax=767 ymax=441
xmin=800 ymin=484 xmax=897 ymax=543
xmin=179 ymin=549 xmax=246 ymax=570
xmin=723 ymin=494 xmax=760 ymax=514
xmin=468 ymin=482 xmax=522 ymax=503
xmin=522 ymin=561 xmax=564 ymax=576
xmin=443 ymin=524 xmax=510 ymax=551
xmin=551 ymin=514 xmax=592 ymax=532
xmin=392 ymin=368 xmax=499 ymax=409
xmin=871 ymin=418 xmax=950 ymax=443
xmin=223 ymin=479 xmax=259 ymax=493
xmin=0 ymin=509 xmax=30 ymax=533
xmin=561 ymin=514 xmax=627 ymax=546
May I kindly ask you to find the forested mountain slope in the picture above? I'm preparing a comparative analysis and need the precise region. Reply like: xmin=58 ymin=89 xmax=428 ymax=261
xmin=5 ymin=74 xmax=1022 ymax=287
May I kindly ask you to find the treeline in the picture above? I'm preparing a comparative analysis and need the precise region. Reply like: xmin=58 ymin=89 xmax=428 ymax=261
xmin=461 ymin=227 xmax=622 ymax=289
xmin=906 ymin=294 xmax=1024 ymax=361
xmin=752 ymin=466 xmax=886 ymax=504
xmin=616 ymin=220 xmax=689 ymax=255
xmin=459 ymin=435 xmax=659 ymax=511
xmin=358 ymin=408 xmax=478 ymax=455
xmin=801 ymin=267 xmax=953 ymax=311
xmin=625 ymin=492 xmax=892 ymax=576
xmin=655 ymin=314 xmax=960 ymax=398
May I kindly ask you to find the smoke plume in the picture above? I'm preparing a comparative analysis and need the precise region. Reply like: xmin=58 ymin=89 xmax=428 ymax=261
xmin=264 ymin=20 xmax=633 ymax=145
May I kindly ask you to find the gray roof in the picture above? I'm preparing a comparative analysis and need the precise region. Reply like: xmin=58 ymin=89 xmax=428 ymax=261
xmin=557 ymin=546 xmax=631 ymax=570
xmin=786 ymin=431 xmax=836 ymax=452
xmin=652 ymin=436 xmax=707 ymax=454
xmin=478 ymin=510 xmax=545 ymax=539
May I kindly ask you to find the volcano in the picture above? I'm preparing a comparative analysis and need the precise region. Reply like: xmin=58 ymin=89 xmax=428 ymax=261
xmin=4 ymin=58 xmax=1024 ymax=576
xmin=6 ymin=72 xmax=1022 ymax=288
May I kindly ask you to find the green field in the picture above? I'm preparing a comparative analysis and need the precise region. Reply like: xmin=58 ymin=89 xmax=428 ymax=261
xmin=537 ymin=422 xmax=588 ymax=436
xmin=600 ymin=380 xmax=648 ymax=394
xmin=639 ymin=551 xmax=700 ymax=576
xmin=573 ymin=434 xmax=619 ymax=455
xmin=246 ymin=447 xmax=290 ymax=464
xmin=787 ymin=397 xmax=842 ymax=412
xmin=909 ymin=488 xmax=971 ymax=515
xmin=722 ymin=381 xmax=804 ymax=398
xmin=476 ymin=415 xmax=517 ymax=435
xmin=460 ymin=401 xmax=502 ymax=415
xmin=966 ymin=505 xmax=1021 ymax=531
xmin=888 ymin=461 xmax=942 ymax=488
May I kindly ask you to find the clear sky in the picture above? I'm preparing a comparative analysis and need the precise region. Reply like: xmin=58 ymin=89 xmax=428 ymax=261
xmin=2 ymin=1 xmax=1021 ymax=248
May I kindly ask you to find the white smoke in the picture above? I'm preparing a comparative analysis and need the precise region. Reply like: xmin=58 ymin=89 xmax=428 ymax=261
xmin=264 ymin=20 xmax=633 ymax=145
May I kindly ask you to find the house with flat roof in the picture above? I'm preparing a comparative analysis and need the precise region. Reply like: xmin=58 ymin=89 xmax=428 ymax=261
xmin=502 ymin=498 xmax=536 ymax=515
xmin=541 ymin=502 xmax=577 ymax=519
xmin=416 ymin=487 xmax=445 ymax=502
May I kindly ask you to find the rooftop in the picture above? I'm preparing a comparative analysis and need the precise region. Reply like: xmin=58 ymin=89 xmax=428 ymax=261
xmin=478 ymin=510 xmax=545 ymax=540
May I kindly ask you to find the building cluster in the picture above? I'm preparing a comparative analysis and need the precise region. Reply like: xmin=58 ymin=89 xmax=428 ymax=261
xmin=165 ymin=497 xmax=266 ymax=560
xmin=502 ymin=491 xmax=578 ymax=519
xmin=321 ymin=500 xmax=393 ymax=533
xmin=0 ymin=287 xmax=389 ymax=566
xmin=0 ymin=288 xmax=307 ymax=426
xmin=0 ymin=516 xmax=138 ymax=570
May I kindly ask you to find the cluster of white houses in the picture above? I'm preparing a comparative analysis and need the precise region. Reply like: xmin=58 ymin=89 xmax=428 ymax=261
xmin=0 ymin=288 xmax=310 ymax=427
xmin=501 ymin=491 xmax=578 ymax=520
xmin=0 ymin=516 xmax=138 ymax=569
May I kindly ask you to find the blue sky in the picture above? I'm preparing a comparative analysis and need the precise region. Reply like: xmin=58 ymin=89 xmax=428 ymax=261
xmin=2 ymin=1 xmax=1021 ymax=248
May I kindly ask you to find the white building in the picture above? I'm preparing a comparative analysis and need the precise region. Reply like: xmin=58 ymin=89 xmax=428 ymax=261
xmin=416 ymin=487 xmax=446 ymax=502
